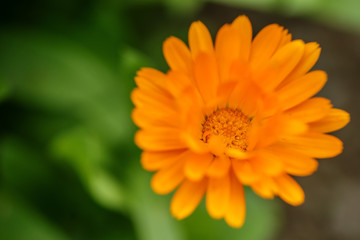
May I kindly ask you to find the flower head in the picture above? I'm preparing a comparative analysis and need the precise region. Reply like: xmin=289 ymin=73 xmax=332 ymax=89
xmin=131 ymin=16 xmax=350 ymax=227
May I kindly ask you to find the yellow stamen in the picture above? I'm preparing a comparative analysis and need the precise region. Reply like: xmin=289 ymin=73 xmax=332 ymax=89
xmin=202 ymin=108 xmax=251 ymax=152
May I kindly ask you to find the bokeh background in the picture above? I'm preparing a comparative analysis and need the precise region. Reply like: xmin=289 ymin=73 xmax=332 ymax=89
xmin=0 ymin=0 xmax=359 ymax=239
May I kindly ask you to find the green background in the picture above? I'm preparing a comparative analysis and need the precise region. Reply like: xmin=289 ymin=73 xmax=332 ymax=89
xmin=0 ymin=0 xmax=358 ymax=239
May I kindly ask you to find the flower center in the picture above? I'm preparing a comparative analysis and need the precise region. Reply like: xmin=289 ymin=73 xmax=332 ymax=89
xmin=202 ymin=108 xmax=251 ymax=152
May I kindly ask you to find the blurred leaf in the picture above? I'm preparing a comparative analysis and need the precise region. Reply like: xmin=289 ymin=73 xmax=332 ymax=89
xmin=125 ymin=0 xmax=203 ymax=12
xmin=210 ymin=0 xmax=276 ymax=11
xmin=317 ymin=0 xmax=360 ymax=32
xmin=0 ymin=137 xmax=53 ymax=192
xmin=0 ymin=192 xmax=69 ymax=240
xmin=0 ymin=137 xmax=136 ymax=240
xmin=0 ymin=78 xmax=11 ymax=102
xmin=164 ymin=0 xmax=203 ymax=15
xmin=280 ymin=0 xmax=322 ymax=15
xmin=87 ymin=170 xmax=126 ymax=211
xmin=119 ymin=46 xmax=153 ymax=91
xmin=210 ymin=0 xmax=360 ymax=33
xmin=127 ymin=167 xmax=186 ymax=240
xmin=51 ymin=128 xmax=108 ymax=171
xmin=51 ymin=127 xmax=126 ymax=212
xmin=0 ymin=32 xmax=132 ymax=144
xmin=0 ymin=33 xmax=112 ymax=108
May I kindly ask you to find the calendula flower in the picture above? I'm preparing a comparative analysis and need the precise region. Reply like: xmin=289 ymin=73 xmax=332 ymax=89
xmin=131 ymin=15 xmax=350 ymax=228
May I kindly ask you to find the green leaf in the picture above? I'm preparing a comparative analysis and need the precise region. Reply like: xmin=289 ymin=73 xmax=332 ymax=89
xmin=0 ymin=192 xmax=69 ymax=240
xmin=209 ymin=0 xmax=276 ymax=11
xmin=127 ymin=167 xmax=186 ymax=240
xmin=51 ymin=127 xmax=126 ymax=212
xmin=87 ymin=170 xmax=127 ymax=212
xmin=0 ymin=32 xmax=132 ymax=144
xmin=0 ymin=78 xmax=10 ymax=102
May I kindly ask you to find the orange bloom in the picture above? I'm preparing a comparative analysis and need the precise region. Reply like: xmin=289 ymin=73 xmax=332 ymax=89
xmin=131 ymin=16 xmax=350 ymax=228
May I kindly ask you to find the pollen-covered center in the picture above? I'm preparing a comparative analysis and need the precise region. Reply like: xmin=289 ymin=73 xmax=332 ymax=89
xmin=202 ymin=108 xmax=251 ymax=152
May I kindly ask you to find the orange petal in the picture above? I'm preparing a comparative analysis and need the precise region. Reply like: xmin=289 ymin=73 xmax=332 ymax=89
xmin=280 ymin=118 xmax=309 ymax=136
xmin=163 ymin=36 xmax=192 ymax=74
xmin=216 ymin=80 xmax=238 ymax=105
xmin=278 ymin=29 xmax=292 ymax=48
xmin=134 ymin=68 xmax=169 ymax=95
xmin=250 ymin=177 xmax=278 ymax=199
xmin=179 ymin=89 xmax=207 ymax=153
xmin=151 ymin=160 xmax=185 ymax=195
xmin=175 ymin=86 xmax=204 ymax=136
xmin=309 ymin=108 xmax=350 ymax=133
xmin=274 ymin=174 xmax=305 ymax=206
xmin=193 ymin=53 xmax=219 ymax=103
xmin=131 ymin=88 xmax=174 ymax=113
xmin=262 ymin=147 xmax=318 ymax=176
xmin=248 ymin=116 xmax=277 ymax=150
xmin=141 ymin=150 xmax=188 ymax=171
xmin=215 ymin=24 xmax=241 ymax=82
xmin=231 ymin=15 xmax=252 ymax=61
xmin=175 ymin=83 xmax=204 ymax=111
xmin=135 ymin=129 xmax=188 ymax=151
xmin=181 ymin=132 xmax=209 ymax=154
xmin=188 ymin=21 xmax=214 ymax=58
xmin=170 ymin=178 xmax=207 ymax=219
xmin=132 ymin=108 xmax=179 ymax=129
xmin=225 ymin=148 xmax=253 ymax=160
xmin=247 ymin=115 xmax=262 ymax=151
xmin=232 ymin=159 xmax=261 ymax=184
xmin=277 ymin=70 xmax=327 ymax=110
xmin=206 ymin=155 xmax=231 ymax=178
xmin=281 ymin=42 xmax=321 ymax=86
xmin=165 ymin=70 xmax=193 ymax=97
xmin=250 ymin=24 xmax=283 ymax=69
xmin=224 ymin=172 xmax=246 ymax=228
xmin=253 ymin=113 xmax=308 ymax=149
xmin=185 ymin=152 xmax=213 ymax=180
xmin=253 ymin=40 xmax=305 ymax=92
xmin=227 ymin=66 xmax=261 ymax=117
xmin=278 ymin=132 xmax=343 ymax=159
xmin=285 ymin=97 xmax=332 ymax=122
xmin=258 ymin=91 xmax=279 ymax=117
xmin=252 ymin=150 xmax=284 ymax=176
xmin=206 ymin=174 xmax=231 ymax=219
xmin=286 ymin=158 xmax=318 ymax=177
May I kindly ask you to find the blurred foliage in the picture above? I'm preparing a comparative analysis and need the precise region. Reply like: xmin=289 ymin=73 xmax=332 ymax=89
xmin=0 ymin=0 xmax=358 ymax=239
xmin=212 ymin=0 xmax=360 ymax=32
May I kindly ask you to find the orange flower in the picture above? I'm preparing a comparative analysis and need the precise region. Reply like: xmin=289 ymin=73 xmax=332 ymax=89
xmin=131 ymin=16 xmax=350 ymax=228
